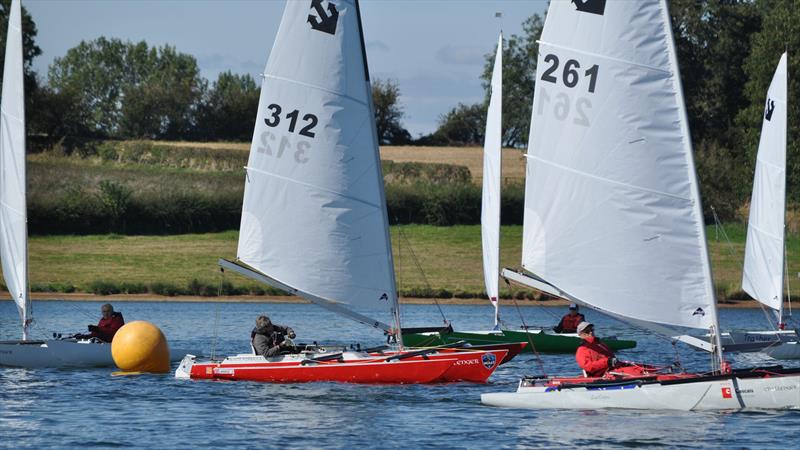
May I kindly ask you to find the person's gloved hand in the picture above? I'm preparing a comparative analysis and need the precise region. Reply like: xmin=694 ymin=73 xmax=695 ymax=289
xmin=608 ymin=357 xmax=618 ymax=368
xmin=88 ymin=325 xmax=98 ymax=332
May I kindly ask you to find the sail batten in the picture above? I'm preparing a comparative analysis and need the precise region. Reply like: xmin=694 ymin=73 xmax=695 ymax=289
xmin=237 ymin=0 xmax=397 ymax=330
xmin=520 ymin=0 xmax=716 ymax=332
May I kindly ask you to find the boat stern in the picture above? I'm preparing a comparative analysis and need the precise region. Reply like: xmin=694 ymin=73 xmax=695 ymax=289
xmin=175 ymin=354 xmax=196 ymax=379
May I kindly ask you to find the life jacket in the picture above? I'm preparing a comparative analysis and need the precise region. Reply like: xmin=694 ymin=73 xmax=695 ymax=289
xmin=575 ymin=335 xmax=615 ymax=377
xmin=559 ymin=313 xmax=584 ymax=333
xmin=93 ymin=312 xmax=125 ymax=342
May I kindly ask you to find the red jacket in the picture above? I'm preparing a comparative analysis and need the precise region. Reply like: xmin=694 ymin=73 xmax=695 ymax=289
xmin=575 ymin=335 xmax=615 ymax=377
xmin=91 ymin=312 xmax=125 ymax=343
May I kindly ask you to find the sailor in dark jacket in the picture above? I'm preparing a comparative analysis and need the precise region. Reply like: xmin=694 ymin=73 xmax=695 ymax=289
xmin=252 ymin=315 xmax=296 ymax=357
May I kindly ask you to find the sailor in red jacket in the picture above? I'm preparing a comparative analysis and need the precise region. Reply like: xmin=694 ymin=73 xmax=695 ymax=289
xmin=87 ymin=303 xmax=125 ymax=343
xmin=575 ymin=321 xmax=621 ymax=377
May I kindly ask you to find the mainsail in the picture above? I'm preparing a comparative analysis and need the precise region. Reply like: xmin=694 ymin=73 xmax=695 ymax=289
xmin=520 ymin=0 xmax=718 ymax=333
xmin=481 ymin=32 xmax=502 ymax=327
xmin=0 ymin=0 xmax=30 ymax=340
xmin=236 ymin=0 xmax=399 ymax=332
xmin=742 ymin=53 xmax=788 ymax=323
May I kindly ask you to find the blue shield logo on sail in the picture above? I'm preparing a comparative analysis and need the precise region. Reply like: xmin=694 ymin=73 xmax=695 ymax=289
xmin=481 ymin=352 xmax=497 ymax=369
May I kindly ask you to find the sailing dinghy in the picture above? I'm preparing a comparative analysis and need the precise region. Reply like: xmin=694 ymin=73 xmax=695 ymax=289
xmin=176 ymin=0 xmax=506 ymax=384
xmin=481 ymin=0 xmax=800 ymax=410
xmin=0 ymin=0 xmax=112 ymax=368
xmin=732 ymin=53 xmax=798 ymax=358
xmin=401 ymin=32 xmax=635 ymax=354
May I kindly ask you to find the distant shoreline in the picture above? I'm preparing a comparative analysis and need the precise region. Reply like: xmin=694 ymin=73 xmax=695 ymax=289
xmin=0 ymin=292 xmax=772 ymax=309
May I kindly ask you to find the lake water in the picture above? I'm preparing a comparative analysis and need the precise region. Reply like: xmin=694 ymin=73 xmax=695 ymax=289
xmin=1 ymin=300 xmax=799 ymax=449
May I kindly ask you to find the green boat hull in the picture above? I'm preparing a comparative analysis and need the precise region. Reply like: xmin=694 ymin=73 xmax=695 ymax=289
xmin=402 ymin=329 xmax=636 ymax=354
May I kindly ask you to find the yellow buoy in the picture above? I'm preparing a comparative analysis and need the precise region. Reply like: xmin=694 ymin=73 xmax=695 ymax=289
xmin=111 ymin=321 xmax=170 ymax=373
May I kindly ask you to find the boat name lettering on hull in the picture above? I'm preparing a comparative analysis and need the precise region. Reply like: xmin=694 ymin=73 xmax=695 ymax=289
xmin=762 ymin=385 xmax=797 ymax=392
xmin=454 ymin=359 xmax=479 ymax=366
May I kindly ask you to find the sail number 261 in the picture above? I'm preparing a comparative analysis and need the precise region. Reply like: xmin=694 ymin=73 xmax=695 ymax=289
xmin=540 ymin=54 xmax=598 ymax=93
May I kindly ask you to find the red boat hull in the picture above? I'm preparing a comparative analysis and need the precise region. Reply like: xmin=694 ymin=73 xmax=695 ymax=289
xmin=376 ymin=349 xmax=509 ymax=383
xmin=183 ymin=348 xmax=507 ymax=384
xmin=189 ymin=357 xmax=456 ymax=384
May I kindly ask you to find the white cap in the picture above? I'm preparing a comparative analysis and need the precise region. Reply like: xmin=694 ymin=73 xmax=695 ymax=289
xmin=569 ymin=303 xmax=578 ymax=310
xmin=576 ymin=321 xmax=594 ymax=334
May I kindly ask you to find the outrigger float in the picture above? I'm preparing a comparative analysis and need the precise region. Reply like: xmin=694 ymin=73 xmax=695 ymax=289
xmin=480 ymin=0 xmax=800 ymax=410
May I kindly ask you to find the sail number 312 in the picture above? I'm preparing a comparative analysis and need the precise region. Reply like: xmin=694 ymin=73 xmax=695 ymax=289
xmin=540 ymin=54 xmax=598 ymax=93
xmin=264 ymin=103 xmax=318 ymax=138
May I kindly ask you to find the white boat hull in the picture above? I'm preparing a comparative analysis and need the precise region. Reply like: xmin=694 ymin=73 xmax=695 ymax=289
xmin=0 ymin=339 xmax=198 ymax=368
xmin=764 ymin=341 xmax=800 ymax=360
xmin=481 ymin=372 xmax=800 ymax=411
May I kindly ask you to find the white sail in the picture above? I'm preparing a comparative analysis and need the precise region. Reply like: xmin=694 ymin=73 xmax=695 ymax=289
xmin=481 ymin=32 xmax=502 ymax=327
xmin=520 ymin=0 xmax=717 ymax=332
xmin=742 ymin=53 xmax=788 ymax=321
xmin=0 ymin=0 xmax=30 ymax=340
xmin=236 ymin=0 xmax=398 ymax=331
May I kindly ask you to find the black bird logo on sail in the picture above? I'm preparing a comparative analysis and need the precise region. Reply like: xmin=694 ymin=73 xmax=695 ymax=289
xmin=308 ymin=0 xmax=339 ymax=36
xmin=379 ymin=293 xmax=389 ymax=301
xmin=693 ymin=308 xmax=705 ymax=317
xmin=572 ymin=0 xmax=606 ymax=16
xmin=765 ymin=98 xmax=775 ymax=121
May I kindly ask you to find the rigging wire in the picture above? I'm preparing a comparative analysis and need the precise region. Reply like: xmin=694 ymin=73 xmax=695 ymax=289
xmin=504 ymin=277 xmax=546 ymax=376
xmin=711 ymin=205 xmax=778 ymax=330
xmin=395 ymin=224 xmax=449 ymax=325
xmin=210 ymin=267 xmax=224 ymax=361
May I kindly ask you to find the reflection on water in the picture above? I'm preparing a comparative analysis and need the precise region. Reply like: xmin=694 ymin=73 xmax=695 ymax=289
xmin=1 ymin=300 xmax=799 ymax=448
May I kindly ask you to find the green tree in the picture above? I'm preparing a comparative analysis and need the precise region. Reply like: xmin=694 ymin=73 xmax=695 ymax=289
xmin=737 ymin=0 xmax=800 ymax=203
xmin=196 ymin=71 xmax=259 ymax=141
xmin=119 ymin=45 xmax=205 ymax=139
xmin=0 ymin=0 xmax=41 ymax=85
xmin=669 ymin=0 xmax=762 ymax=220
xmin=372 ymin=78 xmax=410 ymax=144
xmin=432 ymin=102 xmax=485 ymax=146
xmin=480 ymin=14 xmax=543 ymax=148
xmin=48 ymin=38 xmax=204 ymax=139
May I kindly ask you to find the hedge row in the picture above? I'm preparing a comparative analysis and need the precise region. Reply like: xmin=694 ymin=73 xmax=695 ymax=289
xmin=28 ymin=153 xmax=526 ymax=234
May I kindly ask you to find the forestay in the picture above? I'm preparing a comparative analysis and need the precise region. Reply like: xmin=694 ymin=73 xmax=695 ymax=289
xmin=742 ymin=53 xmax=788 ymax=321
xmin=481 ymin=33 xmax=503 ymax=327
xmin=0 ymin=0 xmax=30 ymax=340
xmin=520 ymin=0 xmax=717 ymax=331
xmin=237 ymin=0 xmax=398 ymax=331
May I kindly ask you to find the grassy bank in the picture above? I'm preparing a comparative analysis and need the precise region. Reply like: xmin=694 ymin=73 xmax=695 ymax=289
xmin=27 ymin=141 xmax=526 ymax=233
xmin=21 ymin=224 xmax=799 ymax=302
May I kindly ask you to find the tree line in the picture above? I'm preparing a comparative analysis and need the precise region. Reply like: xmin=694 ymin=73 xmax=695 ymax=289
xmin=2 ymin=0 xmax=799 ymax=220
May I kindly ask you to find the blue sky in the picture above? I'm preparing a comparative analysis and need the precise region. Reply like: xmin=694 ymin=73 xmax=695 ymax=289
xmin=25 ymin=0 xmax=548 ymax=137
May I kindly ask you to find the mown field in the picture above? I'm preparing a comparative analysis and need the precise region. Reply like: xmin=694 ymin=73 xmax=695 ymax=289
xmin=154 ymin=142 xmax=526 ymax=184
xmin=22 ymin=224 xmax=800 ymax=303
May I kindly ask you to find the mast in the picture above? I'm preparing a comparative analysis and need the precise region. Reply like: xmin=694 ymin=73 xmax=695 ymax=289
xmin=353 ymin=0 xmax=403 ymax=346
xmin=517 ymin=0 xmax=719 ymax=361
xmin=235 ymin=0 xmax=399 ymax=337
xmin=1 ymin=0 xmax=30 ymax=340
xmin=742 ymin=52 xmax=789 ymax=329
xmin=481 ymin=31 xmax=503 ymax=328
xmin=658 ymin=0 xmax=723 ymax=369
